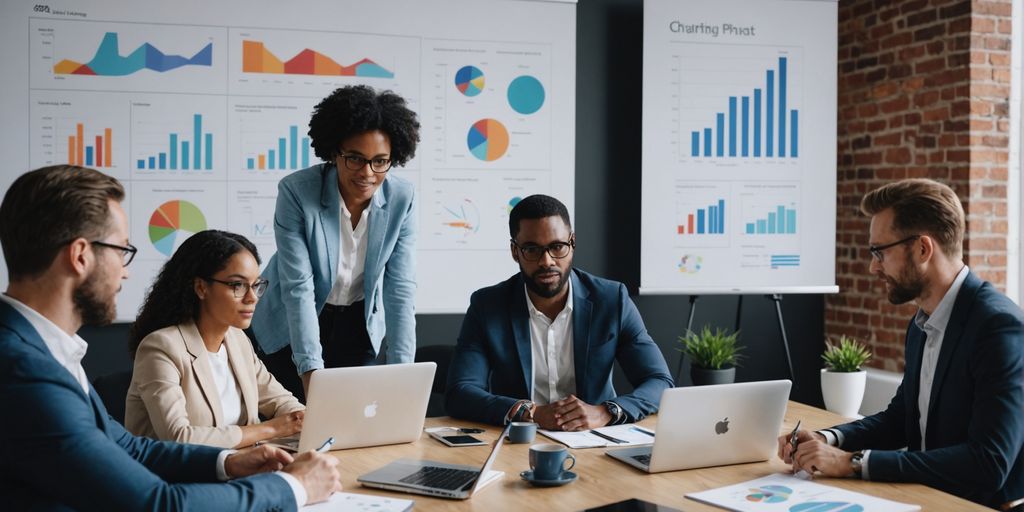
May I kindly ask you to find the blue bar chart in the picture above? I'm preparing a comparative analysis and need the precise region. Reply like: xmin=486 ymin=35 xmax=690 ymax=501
xmin=688 ymin=56 xmax=799 ymax=160
xmin=136 ymin=114 xmax=213 ymax=170
xmin=746 ymin=204 xmax=797 ymax=235
xmin=244 ymin=124 xmax=311 ymax=171
xmin=677 ymin=198 xmax=726 ymax=235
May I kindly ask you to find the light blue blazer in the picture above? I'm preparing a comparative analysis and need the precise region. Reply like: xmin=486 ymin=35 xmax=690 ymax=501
xmin=251 ymin=163 xmax=417 ymax=375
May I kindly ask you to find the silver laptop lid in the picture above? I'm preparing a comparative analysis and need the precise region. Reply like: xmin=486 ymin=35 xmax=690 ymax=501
xmin=299 ymin=362 xmax=436 ymax=451
xmin=649 ymin=380 xmax=791 ymax=472
xmin=468 ymin=423 xmax=511 ymax=495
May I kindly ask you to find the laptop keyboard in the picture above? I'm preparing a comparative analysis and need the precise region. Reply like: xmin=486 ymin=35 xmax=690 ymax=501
xmin=399 ymin=466 xmax=479 ymax=491
xmin=632 ymin=453 xmax=652 ymax=466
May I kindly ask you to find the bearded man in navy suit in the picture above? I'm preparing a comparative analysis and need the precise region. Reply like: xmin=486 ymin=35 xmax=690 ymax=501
xmin=780 ymin=179 xmax=1024 ymax=510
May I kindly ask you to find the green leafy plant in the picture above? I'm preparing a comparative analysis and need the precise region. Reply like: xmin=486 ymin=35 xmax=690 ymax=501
xmin=822 ymin=336 xmax=872 ymax=372
xmin=678 ymin=326 xmax=743 ymax=370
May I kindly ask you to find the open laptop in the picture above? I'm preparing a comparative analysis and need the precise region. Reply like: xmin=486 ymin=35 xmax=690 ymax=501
xmin=607 ymin=380 xmax=791 ymax=473
xmin=270 ymin=362 xmax=435 ymax=452
xmin=357 ymin=423 xmax=509 ymax=499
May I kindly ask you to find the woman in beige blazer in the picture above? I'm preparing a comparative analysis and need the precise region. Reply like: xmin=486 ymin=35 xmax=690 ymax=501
xmin=125 ymin=230 xmax=304 ymax=449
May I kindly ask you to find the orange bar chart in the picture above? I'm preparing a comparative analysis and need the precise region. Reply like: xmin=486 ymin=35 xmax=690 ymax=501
xmin=66 ymin=122 xmax=113 ymax=167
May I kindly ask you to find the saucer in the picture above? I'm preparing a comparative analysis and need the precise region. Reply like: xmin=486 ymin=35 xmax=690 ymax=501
xmin=520 ymin=470 xmax=578 ymax=487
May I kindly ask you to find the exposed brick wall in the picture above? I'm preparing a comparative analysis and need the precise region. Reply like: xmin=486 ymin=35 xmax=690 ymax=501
xmin=828 ymin=0 xmax=1011 ymax=372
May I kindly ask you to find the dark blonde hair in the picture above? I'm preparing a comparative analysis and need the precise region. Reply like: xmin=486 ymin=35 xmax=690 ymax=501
xmin=0 ymin=165 xmax=125 ymax=280
xmin=860 ymin=178 xmax=965 ymax=259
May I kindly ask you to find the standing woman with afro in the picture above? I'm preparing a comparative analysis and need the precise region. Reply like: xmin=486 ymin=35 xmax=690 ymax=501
xmin=249 ymin=85 xmax=420 ymax=400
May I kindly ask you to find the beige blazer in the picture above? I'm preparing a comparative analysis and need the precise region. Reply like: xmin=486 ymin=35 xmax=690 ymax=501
xmin=125 ymin=322 xmax=304 ymax=448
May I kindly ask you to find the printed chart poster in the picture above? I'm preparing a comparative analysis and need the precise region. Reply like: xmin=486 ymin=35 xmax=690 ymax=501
xmin=640 ymin=0 xmax=837 ymax=294
xmin=30 ymin=90 xmax=131 ymax=181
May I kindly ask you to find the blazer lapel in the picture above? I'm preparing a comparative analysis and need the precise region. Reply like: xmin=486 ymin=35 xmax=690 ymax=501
xmin=318 ymin=164 xmax=341 ymax=284
xmin=180 ymin=322 xmax=225 ymax=426
xmin=510 ymin=277 xmax=533 ymax=398
xmin=903 ymin=324 xmax=926 ymax=449
xmin=0 ymin=301 xmax=88 ymax=400
xmin=570 ymin=271 xmax=592 ymax=396
xmin=926 ymin=271 xmax=980 ymax=427
xmin=363 ymin=181 xmax=389 ymax=305
xmin=224 ymin=328 xmax=258 ymax=424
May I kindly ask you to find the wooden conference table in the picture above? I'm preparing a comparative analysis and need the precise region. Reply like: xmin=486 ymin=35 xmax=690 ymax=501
xmin=328 ymin=401 xmax=985 ymax=511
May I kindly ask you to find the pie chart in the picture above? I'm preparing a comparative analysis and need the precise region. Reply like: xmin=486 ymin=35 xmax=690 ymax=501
xmin=507 ymin=75 xmax=545 ymax=114
xmin=745 ymin=484 xmax=791 ymax=503
xmin=467 ymin=119 xmax=509 ymax=161
xmin=148 ymin=199 xmax=207 ymax=257
xmin=455 ymin=65 xmax=485 ymax=96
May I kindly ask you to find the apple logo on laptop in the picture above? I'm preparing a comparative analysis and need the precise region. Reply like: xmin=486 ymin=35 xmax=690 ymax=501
xmin=715 ymin=417 xmax=729 ymax=435
xmin=364 ymin=401 xmax=379 ymax=418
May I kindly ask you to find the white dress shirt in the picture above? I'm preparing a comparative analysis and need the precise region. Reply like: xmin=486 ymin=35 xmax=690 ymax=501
xmin=914 ymin=264 xmax=969 ymax=450
xmin=326 ymin=199 xmax=369 ymax=306
xmin=525 ymin=280 xmax=576 ymax=405
xmin=0 ymin=294 xmax=308 ymax=507
xmin=207 ymin=344 xmax=244 ymax=426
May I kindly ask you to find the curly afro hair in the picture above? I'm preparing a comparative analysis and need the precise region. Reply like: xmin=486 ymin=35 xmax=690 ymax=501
xmin=308 ymin=85 xmax=420 ymax=167
xmin=128 ymin=230 xmax=259 ymax=358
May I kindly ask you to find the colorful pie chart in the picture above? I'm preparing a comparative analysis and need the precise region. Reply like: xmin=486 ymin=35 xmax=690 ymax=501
xmin=148 ymin=199 xmax=207 ymax=257
xmin=467 ymin=119 xmax=509 ymax=162
xmin=746 ymin=484 xmax=792 ymax=503
xmin=455 ymin=65 xmax=485 ymax=96
xmin=507 ymin=75 xmax=545 ymax=114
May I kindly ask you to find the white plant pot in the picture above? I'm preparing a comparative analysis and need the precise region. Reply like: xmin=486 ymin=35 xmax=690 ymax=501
xmin=820 ymin=369 xmax=867 ymax=418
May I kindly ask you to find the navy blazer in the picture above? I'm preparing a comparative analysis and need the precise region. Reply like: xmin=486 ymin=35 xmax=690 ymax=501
xmin=834 ymin=271 xmax=1024 ymax=507
xmin=0 ymin=301 xmax=295 ymax=511
xmin=446 ymin=269 xmax=674 ymax=425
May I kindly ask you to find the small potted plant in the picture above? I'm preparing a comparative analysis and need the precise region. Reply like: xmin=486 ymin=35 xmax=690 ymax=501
xmin=678 ymin=326 xmax=743 ymax=386
xmin=820 ymin=336 xmax=873 ymax=417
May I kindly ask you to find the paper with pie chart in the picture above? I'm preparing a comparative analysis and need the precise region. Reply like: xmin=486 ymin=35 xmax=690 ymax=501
xmin=686 ymin=474 xmax=920 ymax=512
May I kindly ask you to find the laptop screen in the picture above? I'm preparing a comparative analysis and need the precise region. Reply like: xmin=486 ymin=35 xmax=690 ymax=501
xmin=469 ymin=423 xmax=511 ymax=494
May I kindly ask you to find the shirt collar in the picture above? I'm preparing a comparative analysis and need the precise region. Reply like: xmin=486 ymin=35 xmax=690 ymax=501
xmin=524 ymin=275 xmax=574 ymax=318
xmin=914 ymin=265 xmax=970 ymax=332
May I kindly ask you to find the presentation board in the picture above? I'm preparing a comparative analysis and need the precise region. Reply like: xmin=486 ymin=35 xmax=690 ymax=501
xmin=640 ymin=0 xmax=838 ymax=295
xmin=0 ymin=0 xmax=576 ymax=318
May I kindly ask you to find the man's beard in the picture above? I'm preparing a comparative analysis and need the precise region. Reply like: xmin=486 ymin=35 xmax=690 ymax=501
xmin=521 ymin=265 xmax=570 ymax=299
xmin=883 ymin=253 xmax=925 ymax=305
xmin=73 ymin=266 xmax=116 ymax=326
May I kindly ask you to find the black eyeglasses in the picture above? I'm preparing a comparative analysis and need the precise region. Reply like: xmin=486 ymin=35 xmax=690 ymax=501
xmin=91 ymin=241 xmax=138 ymax=267
xmin=205 ymin=278 xmax=269 ymax=299
xmin=511 ymin=238 xmax=575 ymax=262
xmin=868 ymin=235 xmax=921 ymax=262
xmin=337 ymin=153 xmax=392 ymax=173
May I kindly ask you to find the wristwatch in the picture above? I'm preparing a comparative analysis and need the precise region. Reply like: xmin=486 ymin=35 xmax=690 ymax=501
xmin=507 ymin=400 xmax=535 ymax=423
xmin=603 ymin=401 xmax=624 ymax=425
xmin=850 ymin=451 xmax=864 ymax=477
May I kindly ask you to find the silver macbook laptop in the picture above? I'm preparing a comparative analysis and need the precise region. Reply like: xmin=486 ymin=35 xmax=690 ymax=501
xmin=607 ymin=380 xmax=791 ymax=473
xmin=357 ymin=423 xmax=509 ymax=500
xmin=270 ymin=362 xmax=435 ymax=452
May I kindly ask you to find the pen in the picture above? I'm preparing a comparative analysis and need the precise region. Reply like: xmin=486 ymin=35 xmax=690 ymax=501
xmin=789 ymin=420 xmax=801 ymax=460
xmin=316 ymin=437 xmax=335 ymax=453
xmin=631 ymin=426 xmax=655 ymax=437
xmin=590 ymin=429 xmax=627 ymax=444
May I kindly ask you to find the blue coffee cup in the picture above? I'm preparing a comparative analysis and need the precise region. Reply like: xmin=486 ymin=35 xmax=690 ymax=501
xmin=529 ymin=443 xmax=576 ymax=480
xmin=508 ymin=422 xmax=537 ymax=444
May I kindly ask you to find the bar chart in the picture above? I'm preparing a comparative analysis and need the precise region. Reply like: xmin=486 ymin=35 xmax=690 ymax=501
xmin=677 ymin=198 xmax=726 ymax=235
xmin=66 ymin=122 xmax=113 ymax=168
xmin=746 ymin=204 xmax=797 ymax=235
xmin=136 ymin=114 xmax=213 ymax=170
xmin=244 ymin=124 xmax=311 ymax=171
xmin=688 ymin=55 xmax=798 ymax=159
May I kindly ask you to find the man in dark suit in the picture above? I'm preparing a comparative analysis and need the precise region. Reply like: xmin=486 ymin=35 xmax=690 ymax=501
xmin=0 ymin=165 xmax=342 ymax=511
xmin=446 ymin=194 xmax=674 ymax=430
xmin=780 ymin=179 xmax=1024 ymax=509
